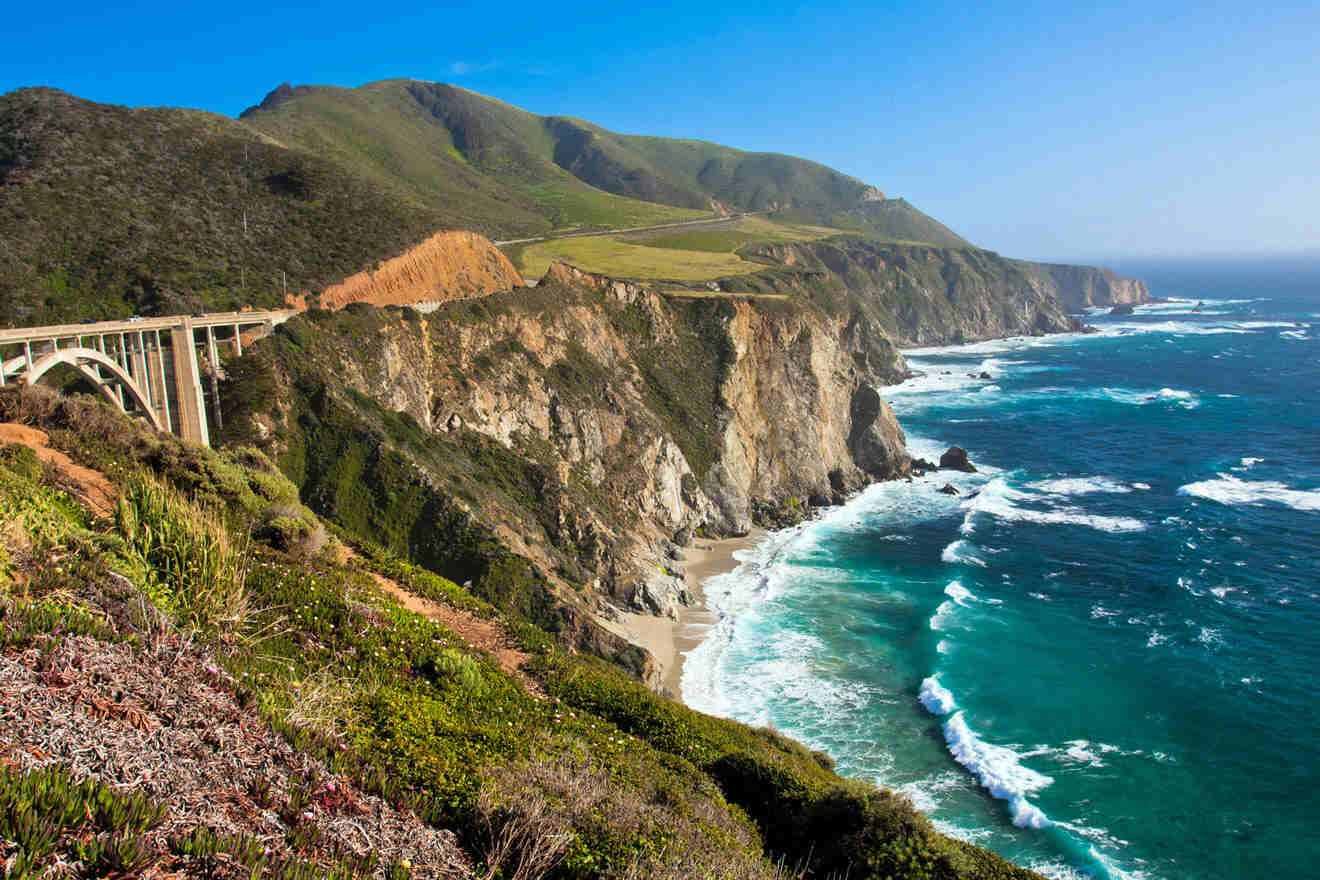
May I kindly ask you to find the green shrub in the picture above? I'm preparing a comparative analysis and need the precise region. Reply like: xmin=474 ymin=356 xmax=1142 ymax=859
xmin=114 ymin=473 xmax=248 ymax=629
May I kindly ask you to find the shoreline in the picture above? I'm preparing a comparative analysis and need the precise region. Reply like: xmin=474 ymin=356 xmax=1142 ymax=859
xmin=622 ymin=529 xmax=765 ymax=701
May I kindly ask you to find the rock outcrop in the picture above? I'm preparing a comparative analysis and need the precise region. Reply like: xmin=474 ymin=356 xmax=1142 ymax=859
xmin=939 ymin=446 xmax=977 ymax=473
xmin=1029 ymin=263 xmax=1151 ymax=311
xmin=234 ymin=262 xmax=913 ymax=671
xmin=733 ymin=238 xmax=1147 ymax=346
xmin=296 ymin=230 xmax=523 ymax=311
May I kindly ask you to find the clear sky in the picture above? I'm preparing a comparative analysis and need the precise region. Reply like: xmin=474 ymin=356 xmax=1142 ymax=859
xmin=4 ymin=1 xmax=1315 ymax=262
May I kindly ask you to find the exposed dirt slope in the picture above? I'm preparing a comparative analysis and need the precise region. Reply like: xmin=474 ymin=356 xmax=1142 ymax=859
xmin=304 ymin=230 xmax=523 ymax=311
xmin=0 ymin=422 xmax=116 ymax=517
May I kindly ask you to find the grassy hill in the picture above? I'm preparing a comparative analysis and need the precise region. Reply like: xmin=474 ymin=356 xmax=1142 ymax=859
xmin=240 ymin=79 xmax=969 ymax=243
xmin=0 ymin=81 xmax=972 ymax=325
xmin=0 ymin=88 xmax=543 ymax=326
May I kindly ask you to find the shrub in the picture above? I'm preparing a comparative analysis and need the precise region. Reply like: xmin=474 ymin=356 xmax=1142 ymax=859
xmin=114 ymin=473 xmax=249 ymax=630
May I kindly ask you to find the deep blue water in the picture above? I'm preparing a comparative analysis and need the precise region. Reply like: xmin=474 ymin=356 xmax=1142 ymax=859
xmin=682 ymin=261 xmax=1320 ymax=879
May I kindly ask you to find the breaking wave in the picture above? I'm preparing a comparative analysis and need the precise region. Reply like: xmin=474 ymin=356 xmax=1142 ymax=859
xmin=1178 ymin=474 xmax=1320 ymax=512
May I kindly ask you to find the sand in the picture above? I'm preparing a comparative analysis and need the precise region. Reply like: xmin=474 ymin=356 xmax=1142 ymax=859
xmin=621 ymin=529 xmax=765 ymax=701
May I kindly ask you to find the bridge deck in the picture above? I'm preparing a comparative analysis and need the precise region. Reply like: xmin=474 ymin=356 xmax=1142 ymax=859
xmin=0 ymin=310 xmax=298 ymax=344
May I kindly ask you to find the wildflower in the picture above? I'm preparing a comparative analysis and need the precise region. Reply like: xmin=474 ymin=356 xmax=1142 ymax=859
xmin=301 ymin=810 xmax=314 ymax=821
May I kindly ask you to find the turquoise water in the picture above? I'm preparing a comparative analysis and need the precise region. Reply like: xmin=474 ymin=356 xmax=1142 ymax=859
xmin=681 ymin=262 xmax=1320 ymax=879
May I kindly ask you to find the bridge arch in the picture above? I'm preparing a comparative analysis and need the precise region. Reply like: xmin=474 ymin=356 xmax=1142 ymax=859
xmin=23 ymin=347 xmax=165 ymax=432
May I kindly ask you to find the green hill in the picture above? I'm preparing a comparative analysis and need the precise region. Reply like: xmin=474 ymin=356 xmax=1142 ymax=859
xmin=0 ymin=81 xmax=972 ymax=325
xmin=240 ymin=79 xmax=968 ymax=243
xmin=0 ymin=87 xmax=541 ymax=326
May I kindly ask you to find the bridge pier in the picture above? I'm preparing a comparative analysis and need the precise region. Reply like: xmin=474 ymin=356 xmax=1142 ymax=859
xmin=0 ymin=309 xmax=295 ymax=447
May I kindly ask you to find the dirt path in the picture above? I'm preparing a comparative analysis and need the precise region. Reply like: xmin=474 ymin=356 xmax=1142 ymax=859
xmin=364 ymin=572 xmax=545 ymax=698
xmin=0 ymin=422 xmax=117 ymax=518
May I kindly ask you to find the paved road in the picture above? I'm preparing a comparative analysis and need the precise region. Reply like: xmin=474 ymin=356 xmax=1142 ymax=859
xmin=493 ymin=212 xmax=761 ymax=248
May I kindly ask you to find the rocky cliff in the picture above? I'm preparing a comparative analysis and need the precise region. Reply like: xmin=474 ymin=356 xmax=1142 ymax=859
xmin=225 ymin=264 xmax=911 ymax=679
xmin=294 ymin=230 xmax=523 ymax=310
xmin=734 ymin=238 xmax=1087 ymax=346
xmin=1026 ymin=262 xmax=1151 ymax=311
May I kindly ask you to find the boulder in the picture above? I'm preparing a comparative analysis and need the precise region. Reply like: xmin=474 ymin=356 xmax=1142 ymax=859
xmin=1109 ymin=303 xmax=1136 ymax=316
xmin=939 ymin=446 xmax=977 ymax=473
xmin=911 ymin=457 xmax=939 ymax=473
xmin=848 ymin=385 xmax=911 ymax=479
xmin=674 ymin=526 xmax=693 ymax=547
xmin=938 ymin=483 xmax=960 ymax=496
xmin=979 ymin=371 xmax=993 ymax=379
xmin=669 ymin=547 xmax=687 ymax=561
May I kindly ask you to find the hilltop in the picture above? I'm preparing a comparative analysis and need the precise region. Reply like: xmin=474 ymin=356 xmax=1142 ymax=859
xmin=0 ymin=81 xmax=982 ymax=325
xmin=239 ymin=79 xmax=969 ymax=245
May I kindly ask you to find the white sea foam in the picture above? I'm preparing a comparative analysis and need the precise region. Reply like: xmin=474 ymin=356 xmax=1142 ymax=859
xmin=943 ymin=580 xmax=977 ymax=605
xmin=1096 ymin=386 xmax=1201 ymax=409
xmin=1178 ymin=474 xmax=1320 ymax=512
xmin=1025 ymin=859 xmax=1092 ymax=880
xmin=1027 ymin=476 xmax=1147 ymax=496
xmin=968 ymin=478 xmax=1148 ymax=533
xmin=919 ymin=675 xmax=958 ymax=715
xmin=929 ymin=600 xmax=957 ymax=631
xmin=942 ymin=711 xmax=1054 ymax=828
xmin=941 ymin=539 xmax=987 ymax=566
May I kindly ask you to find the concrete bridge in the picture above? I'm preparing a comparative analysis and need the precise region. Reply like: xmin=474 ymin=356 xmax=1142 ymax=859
xmin=0 ymin=310 xmax=296 ymax=447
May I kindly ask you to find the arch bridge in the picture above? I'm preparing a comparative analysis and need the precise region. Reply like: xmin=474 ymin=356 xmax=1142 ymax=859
xmin=0 ymin=311 xmax=296 ymax=447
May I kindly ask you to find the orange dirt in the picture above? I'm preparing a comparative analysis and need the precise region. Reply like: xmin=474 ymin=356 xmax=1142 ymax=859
xmin=0 ymin=422 xmax=117 ymax=518
xmin=295 ymin=230 xmax=523 ymax=311
xmin=364 ymin=571 xmax=544 ymax=697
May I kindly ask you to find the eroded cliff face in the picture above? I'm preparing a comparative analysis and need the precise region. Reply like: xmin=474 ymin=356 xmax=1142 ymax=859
xmin=1028 ymin=262 xmax=1151 ymax=311
xmin=234 ymin=263 xmax=910 ymax=674
xmin=291 ymin=230 xmax=523 ymax=311
xmin=734 ymin=238 xmax=1145 ymax=345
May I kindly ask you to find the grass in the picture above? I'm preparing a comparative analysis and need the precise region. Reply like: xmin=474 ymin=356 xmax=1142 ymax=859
xmin=114 ymin=472 xmax=250 ymax=631
xmin=628 ymin=216 xmax=837 ymax=253
xmin=521 ymin=184 xmax=710 ymax=230
xmin=514 ymin=215 xmax=842 ymax=280
xmin=515 ymin=236 xmax=756 ymax=281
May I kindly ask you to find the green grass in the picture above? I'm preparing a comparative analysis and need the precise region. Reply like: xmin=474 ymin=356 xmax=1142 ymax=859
xmin=521 ymin=184 xmax=710 ymax=230
xmin=630 ymin=215 xmax=837 ymax=253
xmin=516 ymin=235 xmax=758 ymax=280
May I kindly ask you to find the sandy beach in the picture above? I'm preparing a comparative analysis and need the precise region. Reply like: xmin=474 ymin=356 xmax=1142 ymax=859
xmin=622 ymin=529 xmax=765 ymax=700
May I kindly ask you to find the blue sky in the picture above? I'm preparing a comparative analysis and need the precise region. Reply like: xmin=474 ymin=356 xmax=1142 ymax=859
xmin=4 ymin=1 xmax=1315 ymax=262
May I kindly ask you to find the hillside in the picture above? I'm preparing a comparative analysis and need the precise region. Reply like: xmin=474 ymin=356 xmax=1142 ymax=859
xmin=0 ymin=88 xmax=547 ymax=326
xmin=0 ymin=82 xmax=978 ymax=327
xmin=0 ymin=382 xmax=1043 ymax=880
xmin=239 ymin=79 xmax=968 ymax=243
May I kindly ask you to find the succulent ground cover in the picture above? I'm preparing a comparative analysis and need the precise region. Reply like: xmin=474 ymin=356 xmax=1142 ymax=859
xmin=0 ymin=385 xmax=1040 ymax=880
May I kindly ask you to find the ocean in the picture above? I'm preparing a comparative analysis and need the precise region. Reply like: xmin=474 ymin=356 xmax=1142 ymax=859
xmin=681 ymin=259 xmax=1320 ymax=879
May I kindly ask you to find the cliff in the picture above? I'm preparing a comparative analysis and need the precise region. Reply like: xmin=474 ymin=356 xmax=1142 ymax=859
xmin=734 ymin=238 xmax=1089 ymax=346
xmin=1027 ymin=262 xmax=1151 ymax=310
xmin=223 ymin=265 xmax=911 ymax=672
xmin=296 ymin=229 xmax=523 ymax=310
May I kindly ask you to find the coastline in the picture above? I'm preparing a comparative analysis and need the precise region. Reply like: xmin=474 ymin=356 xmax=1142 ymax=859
xmin=622 ymin=529 xmax=765 ymax=700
